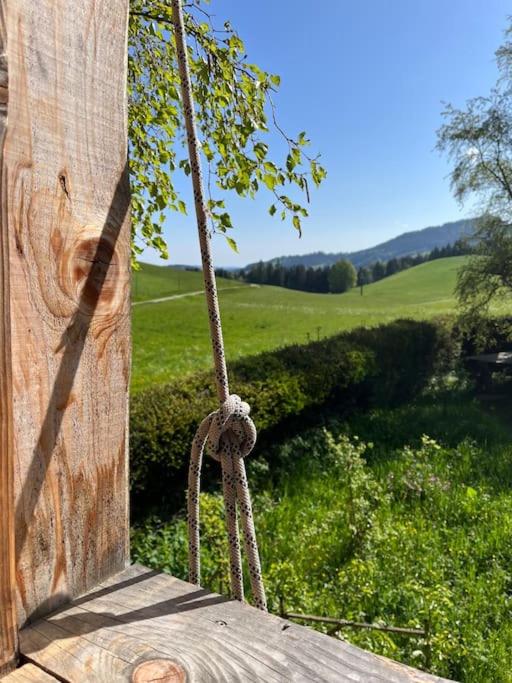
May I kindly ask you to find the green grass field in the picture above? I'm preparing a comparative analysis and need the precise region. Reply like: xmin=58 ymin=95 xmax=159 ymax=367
xmin=132 ymin=262 xmax=244 ymax=302
xmin=131 ymin=260 xmax=512 ymax=679
xmin=132 ymin=257 xmax=472 ymax=392
xmin=132 ymin=391 xmax=512 ymax=681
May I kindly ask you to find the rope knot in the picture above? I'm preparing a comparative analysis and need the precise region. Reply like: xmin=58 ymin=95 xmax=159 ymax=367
xmin=205 ymin=394 xmax=257 ymax=462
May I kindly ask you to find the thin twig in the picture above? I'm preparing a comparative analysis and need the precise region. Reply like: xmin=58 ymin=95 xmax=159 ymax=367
xmin=284 ymin=612 xmax=425 ymax=638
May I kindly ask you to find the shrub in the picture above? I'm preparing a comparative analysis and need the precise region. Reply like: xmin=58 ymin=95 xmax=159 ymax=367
xmin=456 ymin=314 xmax=512 ymax=355
xmin=133 ymin=420 xmax=512 ymax=681
xmin=130 ymin=318 xmax=454 ymax=514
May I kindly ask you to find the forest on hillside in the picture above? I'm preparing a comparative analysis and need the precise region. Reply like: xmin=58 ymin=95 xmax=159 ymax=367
xmin=227 ymin=240 xmax=470 ymax=293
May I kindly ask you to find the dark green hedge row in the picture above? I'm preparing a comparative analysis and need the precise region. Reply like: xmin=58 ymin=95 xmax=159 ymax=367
xmin=130 ymin=318 xmax=454 ymax=514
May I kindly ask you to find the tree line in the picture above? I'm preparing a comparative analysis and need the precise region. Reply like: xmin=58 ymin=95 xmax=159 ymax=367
xmin=220 ymin=239 xmax=470 ymax=294
xmin=355 ymin=240 xmax=469 ymax=290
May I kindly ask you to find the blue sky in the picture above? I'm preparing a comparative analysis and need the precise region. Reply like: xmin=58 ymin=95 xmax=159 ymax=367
xmin=140 ymin=0 xmax=510 ymax=267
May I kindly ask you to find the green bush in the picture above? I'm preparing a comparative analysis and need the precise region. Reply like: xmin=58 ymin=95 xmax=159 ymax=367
xmin=132 ymin=404 xmax=512 ymax=682
xmin=130 ymin=318 xmax=454 ymax=514
xmin=456 ymin=315 xmax=512 ymax=355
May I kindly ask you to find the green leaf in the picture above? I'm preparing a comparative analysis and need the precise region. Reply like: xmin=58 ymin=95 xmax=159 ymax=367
xmin=269 ymin=204 xmax=277 ymax=216
xmin=225 ymin=236 xmax=239 ymax=252
xmin=179 ymin=159 xmax=191 ymax=176
xmin=219 ymin=213 xmax=233 ymax=229
xmin=263 ymin=174 xmax=277 ymax=190
xmin=286 ymin=147 xmax=301 ymax=172
xmin=253 ymin=142 xmax=268 ymax=161
xmin=297 ymin=131 xmax=308 ymax=146
xmin=201 ymin=141 xmax=214 ymax=161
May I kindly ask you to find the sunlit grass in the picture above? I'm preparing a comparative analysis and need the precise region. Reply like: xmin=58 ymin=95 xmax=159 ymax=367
xmin=132 ymin=391 xmax=512 ymax=681
xmin=132 ymin=257 xmax=470 ymax=391
xmin=132 ymin=262 xmax=244 ymax=302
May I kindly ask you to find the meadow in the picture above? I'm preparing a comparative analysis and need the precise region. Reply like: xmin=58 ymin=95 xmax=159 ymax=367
xmin=132 ymin=389 xmax=512 ymax=682
xmin=131 ymin=256 xmax=512 ymax=679
xmin=132 ymin=262 xmax=244 ymax=302
xmin=132 ymin=256 xmax=469 ymax=391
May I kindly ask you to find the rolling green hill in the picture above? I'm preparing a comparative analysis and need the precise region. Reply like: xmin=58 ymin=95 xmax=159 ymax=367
xmin=132 ymin=262 xmax=244 ymax=302
xmin=131 ymin=257 xmax=472 ymax=392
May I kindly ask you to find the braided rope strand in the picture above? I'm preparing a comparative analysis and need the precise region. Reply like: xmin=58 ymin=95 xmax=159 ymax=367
xmin=171 ymin=0 xmax=267 ymax=611
xmin=187 ymin=414 xmax=211 ymax=586
xmin=233 ymin=457 xmax=266 ymax=610
xmin=221 ymin=448 xmax=245 ymax=601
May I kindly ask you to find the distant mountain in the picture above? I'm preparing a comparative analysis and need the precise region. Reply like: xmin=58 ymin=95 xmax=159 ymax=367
xmin=246 ymin=218 xmax=476 ymax=270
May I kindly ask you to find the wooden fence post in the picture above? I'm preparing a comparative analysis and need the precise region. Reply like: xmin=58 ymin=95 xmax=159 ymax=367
xmin=0 ymin=0 xmax=131 ymax=671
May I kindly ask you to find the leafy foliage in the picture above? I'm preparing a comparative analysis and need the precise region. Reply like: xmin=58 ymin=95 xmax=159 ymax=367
xmin=456 ymin=215 xmax=512 ymax=318
xmin=328 ymin=259 xmax=357 ymax=293
xmin=129 ymin=318 xmax=454 ymax=515
xmin=132 ymin=392 xmax=512 ymax=681
xmin=131 ymin=309 xmax=512 ymax=679
xmin=437 ymin=19 xmax=512 ymax=315
xmin=127 ymin=1 xmax=326 ymax=261
xmin=437 ymin=90 xmax=512 ymax=218
xmin=455 ymin=312 xmax=512 ymax=355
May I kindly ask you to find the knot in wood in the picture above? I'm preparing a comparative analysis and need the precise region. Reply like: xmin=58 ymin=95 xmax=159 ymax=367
xmin=59 ymin=224 xmax=127 ymax=318
xmin=132 ymin=659 xmax=187 ymax=683
xmin=205 ymin=394 xmax=257 ymax=462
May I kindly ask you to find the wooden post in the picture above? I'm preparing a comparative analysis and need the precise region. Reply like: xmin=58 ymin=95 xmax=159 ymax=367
xmin=0 ymin=0 xmax=131 ymax=671
xmin=0 ymin=4 xmax=16 ymax=673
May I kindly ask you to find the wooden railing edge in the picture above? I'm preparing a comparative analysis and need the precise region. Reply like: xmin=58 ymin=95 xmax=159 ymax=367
xmin=9 ymin=563 xmax=455 ymax=682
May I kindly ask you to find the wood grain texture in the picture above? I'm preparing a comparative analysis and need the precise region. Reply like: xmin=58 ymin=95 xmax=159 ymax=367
xmin=19 ymin=565 xmax=455 ymax=682
xmin=3 ymin=0 xmax=131 ymax=626
xmin=1 ymin=664 xmax=58 ymax=682
xmin=0 ymin=0 xmax=16 ymax=674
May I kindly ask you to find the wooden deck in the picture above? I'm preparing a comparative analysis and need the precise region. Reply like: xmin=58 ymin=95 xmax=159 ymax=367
xmin=7 ymin=565 xmax=453 ymax=682
xmin=3 ymin=664 xmax=58 ymax=682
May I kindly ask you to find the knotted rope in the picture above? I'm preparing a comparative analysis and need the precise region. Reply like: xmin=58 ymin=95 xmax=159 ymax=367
xmin=171 ymin=0 xmax=267 ymax=612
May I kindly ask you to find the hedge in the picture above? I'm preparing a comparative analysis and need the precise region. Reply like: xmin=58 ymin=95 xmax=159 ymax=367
xmin=130 ymin=318 xmax=455 ymax=515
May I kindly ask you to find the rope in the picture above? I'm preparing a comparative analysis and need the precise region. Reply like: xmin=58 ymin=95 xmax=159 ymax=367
xmin=170 ymin=0 xmax=267 ymax=612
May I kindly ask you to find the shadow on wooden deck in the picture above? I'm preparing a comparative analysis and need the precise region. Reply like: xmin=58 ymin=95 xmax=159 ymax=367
xmin=6 ymin=565 xmax=454 ymax=682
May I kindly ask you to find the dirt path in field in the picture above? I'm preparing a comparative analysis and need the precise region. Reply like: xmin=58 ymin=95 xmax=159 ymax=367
xmin=132 ymin=284 xmax=257 ymax=306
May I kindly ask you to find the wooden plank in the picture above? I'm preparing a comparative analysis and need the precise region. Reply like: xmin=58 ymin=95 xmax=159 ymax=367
xmin=0 ymin=0 xmax=17 ymax=674
xmin=2 ymin=664 xmax=58 ymax=682
xmin=19 ymin=565 xmax=454 ymax=682
xmin=3 ymin=0 xmax=131 ymax=627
